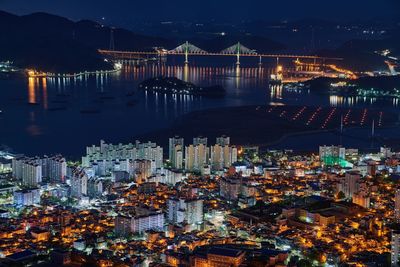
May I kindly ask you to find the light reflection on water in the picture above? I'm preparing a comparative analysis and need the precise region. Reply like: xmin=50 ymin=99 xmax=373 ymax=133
xmin=0 ymin=63 xmax=399 ymax=156
xmin=124 ymin=64 xmax=269 ymax=88
xmin=26 ymin=64 xmax=400 ymax=111
xmin=328 ymin=95 xmax=396 ymax=108
xmin=22 ymin=64 xmax=400 ymax=120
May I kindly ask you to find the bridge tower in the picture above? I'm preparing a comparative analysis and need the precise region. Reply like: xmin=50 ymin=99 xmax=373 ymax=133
xmin=273 ymin=57 xmax=283 ymax=82
xmin=295 ymin=58 xmax=301 ymax=72
xmin=170 ymin=41 xmax=206 ymax=64
xmin=184 ymin=41 xmax=189 ymax=64
xmin=220 ymin=42 xmax=256 ymax=66
xmin=236 ymin=42 xmax=241 ymax=66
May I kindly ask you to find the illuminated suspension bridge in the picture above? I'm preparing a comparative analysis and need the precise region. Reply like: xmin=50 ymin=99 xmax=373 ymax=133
xmin=98 ymin=41 xmax=342 ymax=65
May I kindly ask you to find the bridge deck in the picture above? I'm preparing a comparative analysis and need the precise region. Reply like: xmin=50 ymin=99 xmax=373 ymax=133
xmin=98 ymin=49 xmax=342 ymax=60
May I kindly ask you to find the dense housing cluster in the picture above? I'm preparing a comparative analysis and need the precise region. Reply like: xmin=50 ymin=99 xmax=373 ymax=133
xmin=0 ymin=140 xmax=400 ymax=266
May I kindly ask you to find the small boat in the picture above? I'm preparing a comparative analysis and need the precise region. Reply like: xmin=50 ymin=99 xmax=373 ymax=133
xmin=27 ymin=102 xmax=40 ymax=106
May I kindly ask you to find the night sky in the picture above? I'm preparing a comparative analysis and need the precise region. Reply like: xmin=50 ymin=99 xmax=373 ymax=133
xmin=0 ymin=0 xmax=399 ymax=22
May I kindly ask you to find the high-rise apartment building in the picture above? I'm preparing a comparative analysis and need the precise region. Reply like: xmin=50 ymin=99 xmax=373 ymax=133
xmin=169 ymin=136 xmax=184 ymax=169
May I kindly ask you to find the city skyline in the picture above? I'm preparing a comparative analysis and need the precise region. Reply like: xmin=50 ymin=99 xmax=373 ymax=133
xmin=1 ymin=1 xmax=400 ymax=266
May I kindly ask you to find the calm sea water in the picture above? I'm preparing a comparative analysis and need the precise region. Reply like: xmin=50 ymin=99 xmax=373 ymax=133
xmin=0 ymin=58 xmax=399 ymax=157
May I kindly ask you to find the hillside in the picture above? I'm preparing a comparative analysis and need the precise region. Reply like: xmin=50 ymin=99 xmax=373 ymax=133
xmin=0 ymin=11 xmax=288 ymax=73
xmin=0 ymin=11 xmax=173 ymax=73
xmin=318 ymin=28 xmax=400 ymax=72
xmin=306 ymin=75 xmax=400 ymax=94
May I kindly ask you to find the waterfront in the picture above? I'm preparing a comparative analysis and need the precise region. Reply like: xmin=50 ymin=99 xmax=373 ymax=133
xmin=2 ymin=4 xmax=400 ymax=266
xmin=0 ymin=61 xmax=399 ymax=157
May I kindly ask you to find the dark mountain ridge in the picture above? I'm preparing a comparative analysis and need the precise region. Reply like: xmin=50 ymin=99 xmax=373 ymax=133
xmin=0 ymin=11 xmax=287 ymax=73
xmin=0 ymin=11 xmax=173 ymax=73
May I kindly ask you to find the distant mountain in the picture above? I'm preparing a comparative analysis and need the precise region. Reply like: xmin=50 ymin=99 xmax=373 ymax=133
xmin=287 ymin=18 xmax=339 ymax=29
xmin=0 ymin=11 xmax=286 ymax=73
xmin=318 ymin=28 xmax=400 ymax=71
xmin=306 ymin=75 xmax=400 ymax=93
xmin=0 ymin=11 xmax=174 ymax=73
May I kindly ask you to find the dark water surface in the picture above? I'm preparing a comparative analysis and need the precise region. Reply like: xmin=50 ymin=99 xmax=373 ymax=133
xmin=0 ymin=60 xmax=399 ymax=157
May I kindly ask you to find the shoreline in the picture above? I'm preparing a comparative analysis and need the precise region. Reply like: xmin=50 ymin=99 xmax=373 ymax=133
xmin=1 ymin=105 xmax=399 ymax=158
xmin=260 ymin=123 xmax=400 ymax=153
xmin=26 ymin=68 xmax=120 ymax=78
xmin=132 ymin=105 xmax=398 ymax=152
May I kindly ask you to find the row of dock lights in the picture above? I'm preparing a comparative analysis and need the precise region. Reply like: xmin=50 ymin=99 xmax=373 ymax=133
xmin=306 ymin=107 xmax=322 ymax=126
xmin=26 ymin=63 xmax=122 ymax=79
xmin=292 ymin=106 xmax=307 ymax=121
xmin=378 ymin=111 xmax=383 ymax=127
xmin=360 ymin=109 xmax=368 ymax=126
xmin=343 ymin=109 xmax=351 ymax=125
xmin=321 ymin=108 xmax=337 ymax=129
